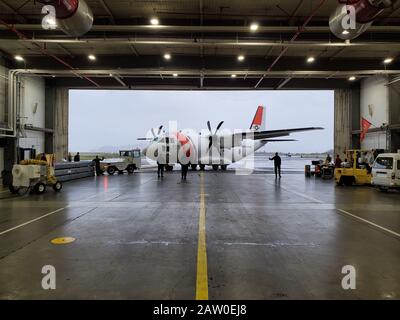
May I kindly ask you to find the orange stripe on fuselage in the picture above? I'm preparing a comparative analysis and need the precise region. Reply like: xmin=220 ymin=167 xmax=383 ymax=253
xmin=175 ymin=132 xmax=192 ymax=157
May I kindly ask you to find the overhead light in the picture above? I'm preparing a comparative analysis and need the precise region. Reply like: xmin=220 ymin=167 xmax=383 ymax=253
xmin=164 ymin=53 xmax=171 ymax=60
xmin=150 ymin=17 xmax=159 ymax=25
xmin=52 ymin=75 xmax=56 ymax=78
xmin=250 ymin=23 xmax=259 ymax=31
xmin=342 ymin=30 xmax=350 ymax=35
xmin=349 ymin=76 xmax=356 ymax=81
xmin=231 ymin=74 xmax=237 ymax=78
xmin=88 ymin=54 xmax=96 ymax=61
xmin=109 ymin=73 xmax=113 ymax=77
xmin=14 ymin=55 xmax=24 ymax=61
xmin=307 ymin=56 xmax=315 ymax=63
xmin=238 ymin=55 xmax=245 ymax=61
xmin=173 ymin=73 xmax=178 ymax=77
xmin=383 ymin=58 xmax=393 ymax=64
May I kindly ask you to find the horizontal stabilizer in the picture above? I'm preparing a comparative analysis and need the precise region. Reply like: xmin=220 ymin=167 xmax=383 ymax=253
xmin=137 ymin=138 xmax=153 ymax=141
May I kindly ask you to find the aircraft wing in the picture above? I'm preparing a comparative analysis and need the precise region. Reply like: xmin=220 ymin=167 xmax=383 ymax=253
xmin=246 ymin=127 xmax=324 ymax=140
xmin=221 ymin=127 xmax=323 ymax=141
xmin=216 ymin=127 xmax=323 ymax=148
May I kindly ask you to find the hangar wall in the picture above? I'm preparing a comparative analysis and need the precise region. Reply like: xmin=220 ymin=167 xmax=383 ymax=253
xmin=360 ymin=76 xmax=389 ymax=150
xmin=19 ymin=76 xmax=46 ymax=153
xmin=0 ymin=57 xmax=6 ymax=176
xmin=334 ymin=88 xmax=360 ymax=158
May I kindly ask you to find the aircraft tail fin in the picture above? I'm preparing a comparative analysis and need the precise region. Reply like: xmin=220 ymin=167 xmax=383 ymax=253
xmin=250 ymin=106 xmax=266 ymax=131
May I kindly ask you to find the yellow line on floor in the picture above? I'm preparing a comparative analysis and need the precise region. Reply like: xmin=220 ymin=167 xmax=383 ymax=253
xmin=337 ymin=209 xmax=400 ymax=239
xmin=196 ymin=172 xmax=208 ymax=300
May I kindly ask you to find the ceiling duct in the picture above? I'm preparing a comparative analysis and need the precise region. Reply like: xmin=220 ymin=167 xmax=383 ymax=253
xmin=329 ymin=0 xmax=397 ymax=40
xmin=40 ymin=0 xmax=93 ymax=36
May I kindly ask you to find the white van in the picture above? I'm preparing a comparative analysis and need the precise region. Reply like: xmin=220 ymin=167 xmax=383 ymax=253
xmin=371 ymin=153 xmax=400 ymax=191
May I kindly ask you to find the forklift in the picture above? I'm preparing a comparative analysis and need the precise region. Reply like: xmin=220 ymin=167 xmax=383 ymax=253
xmin=334 ymin=149 xmax=373 ymax=186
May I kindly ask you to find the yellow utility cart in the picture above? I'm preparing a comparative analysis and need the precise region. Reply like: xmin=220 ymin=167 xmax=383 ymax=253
xmin=9 ymin=154 xmax=62 ymax=194
xmin=334 ymin=149 xmax=373 ymax=186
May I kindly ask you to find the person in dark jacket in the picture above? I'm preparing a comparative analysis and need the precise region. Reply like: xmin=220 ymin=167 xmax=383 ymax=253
xmin=269 ymin=152 xmax=282 ymax=178
xmin=74 ymin=152 xmax=80 ymax=162
xmin=181 ymin=163 xmax=189 ymax=180
xmin=92 ymin=155 xmax=104 ymax=176
xmin=40 ymin=153 xmax=47 ymax=162
xmin=67 ymin=153 xmax=72 ymax=162
xmin=157 ymin=161 xmax=165 ymax=178
xmin=335 ymin=154 xmax=342 ymax=168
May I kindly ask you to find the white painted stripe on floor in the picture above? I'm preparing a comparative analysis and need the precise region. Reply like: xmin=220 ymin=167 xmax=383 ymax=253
xmin=0 ymin=207 xmax=66 ymax=236
xmin=337 ymin=209 xmax=400 ymax=239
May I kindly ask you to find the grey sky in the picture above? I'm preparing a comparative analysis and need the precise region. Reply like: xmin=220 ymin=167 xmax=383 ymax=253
xmin=69 ymin=90 xmax=333 ymax=153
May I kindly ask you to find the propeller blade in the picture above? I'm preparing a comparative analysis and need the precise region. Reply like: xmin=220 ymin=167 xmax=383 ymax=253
xmin=151 ymin=128 xmax=156 ymax=137
xmin=157 ymin=125 xmax=163 ymax=135
xmin=207 ymin=121 xmax=212 ymax=133
xmin=208 ymin=136 xmax=213 ymax=151
xmin=215 ymin=121 xmax=224 ymax=134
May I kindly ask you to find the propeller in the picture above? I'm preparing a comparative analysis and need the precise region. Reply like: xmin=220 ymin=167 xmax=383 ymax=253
xmin=207 ymin=121 xmax=224 ymax=151
xmin=151 ymin=125 xmax=164 ymax=139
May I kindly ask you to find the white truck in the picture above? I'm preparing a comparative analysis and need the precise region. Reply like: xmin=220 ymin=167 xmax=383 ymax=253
xmin=101 ymin=149 xmax=141 ymax=175
xmin=371 ymin=153 xmax=400 ymax=192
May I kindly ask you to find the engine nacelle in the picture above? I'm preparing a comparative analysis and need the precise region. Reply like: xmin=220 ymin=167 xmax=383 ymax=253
xmin=43 ymin=0 xmax=93 ymax=36
xmin=329 ymin=0 xmax=396 ymax=40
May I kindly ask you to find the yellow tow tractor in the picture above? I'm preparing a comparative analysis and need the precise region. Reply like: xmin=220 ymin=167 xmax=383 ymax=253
xmin=334 ymin=149 xmax=373 ymax=186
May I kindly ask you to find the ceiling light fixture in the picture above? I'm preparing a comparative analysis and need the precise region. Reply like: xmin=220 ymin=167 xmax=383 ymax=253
xmin=88 ymin=54 xmax=96 ymax=61
xmin=307 ymin=56 xmax=315 ymax=63
xmin=349 ymin=76 xmax=356 ymax=81
xmin=164 ymin=53 xmax=171 ymax=60
xmin=250 ymin=23 xmax=259 ymax=31
xmin=14 ymin=55 xmax=24 ymax=61
xmin=342 ymin=30 xmax=350 ymax=35
xmin=173 ymin=73 xmax=178 ymax=77
xmin=383 ymin=58 xmax=393 ymax=64
xmin=238 ymin=55 xmax=245 ymax=61
xmin=150 ymin=17 xmax=159 ymax=25
xmin=231 ymin=74 xmax=237 ymax=78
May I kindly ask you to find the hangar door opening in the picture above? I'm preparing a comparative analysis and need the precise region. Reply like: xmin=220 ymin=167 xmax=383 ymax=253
xmin=69 ymin=90 xmax=334 ymax=170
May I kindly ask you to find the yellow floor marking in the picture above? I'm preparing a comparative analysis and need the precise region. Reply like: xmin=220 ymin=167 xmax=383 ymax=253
xmin=196 ymin=172 xmax=208 ymax=300
xmin=51 ymin=237 xmax=76 ymax=245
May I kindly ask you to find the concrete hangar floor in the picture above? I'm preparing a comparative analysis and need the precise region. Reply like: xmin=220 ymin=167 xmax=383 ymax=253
xmin=0 ymin=166 xmax=399 ymax=299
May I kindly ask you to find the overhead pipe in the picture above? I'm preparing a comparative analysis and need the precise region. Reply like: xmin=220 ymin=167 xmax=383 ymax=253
xmin=0 ymin=19 xmax=100 ymax=87
xmin=39 ymin=0 xmax=93 ymax=36
xmin=255 ymin=0 xmax=328 ymax=88
xmin=329 ymin=0 xmax=397 ymax=40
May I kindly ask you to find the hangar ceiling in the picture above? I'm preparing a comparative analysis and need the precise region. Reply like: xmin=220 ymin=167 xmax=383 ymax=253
xmin=0 ymin=0 xmax=400 ymax=89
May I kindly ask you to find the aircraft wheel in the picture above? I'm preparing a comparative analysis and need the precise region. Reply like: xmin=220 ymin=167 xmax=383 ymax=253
xmin=127 ymin=165 xmax=135 ymax=174
xmin=191 ymin=164 xmax=198 ymax=171
xmin=221 ymin=165 xmax=227 ymax=171
xmin=212 ymin=165 xmax=219 ymax=171
xmin=199 ymin=164 xmax=205 ymax=171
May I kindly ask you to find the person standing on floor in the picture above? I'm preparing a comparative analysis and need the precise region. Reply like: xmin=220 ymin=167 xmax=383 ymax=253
xmin=181 ymin=163 xmax=189 ymax=180
xmin=74 ymin=152 xmax=80 ymax=162
xmin=92 ymin=155 xmax=104 ymax=176
xmin=157 ymin=161 xmax=165 ymax=178
xmin=269 ymin=152 xmax=282 ymax=178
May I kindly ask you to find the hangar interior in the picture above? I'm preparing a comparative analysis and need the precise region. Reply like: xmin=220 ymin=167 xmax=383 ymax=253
xmin=0 ymin=0 xmax=400 ymax=300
